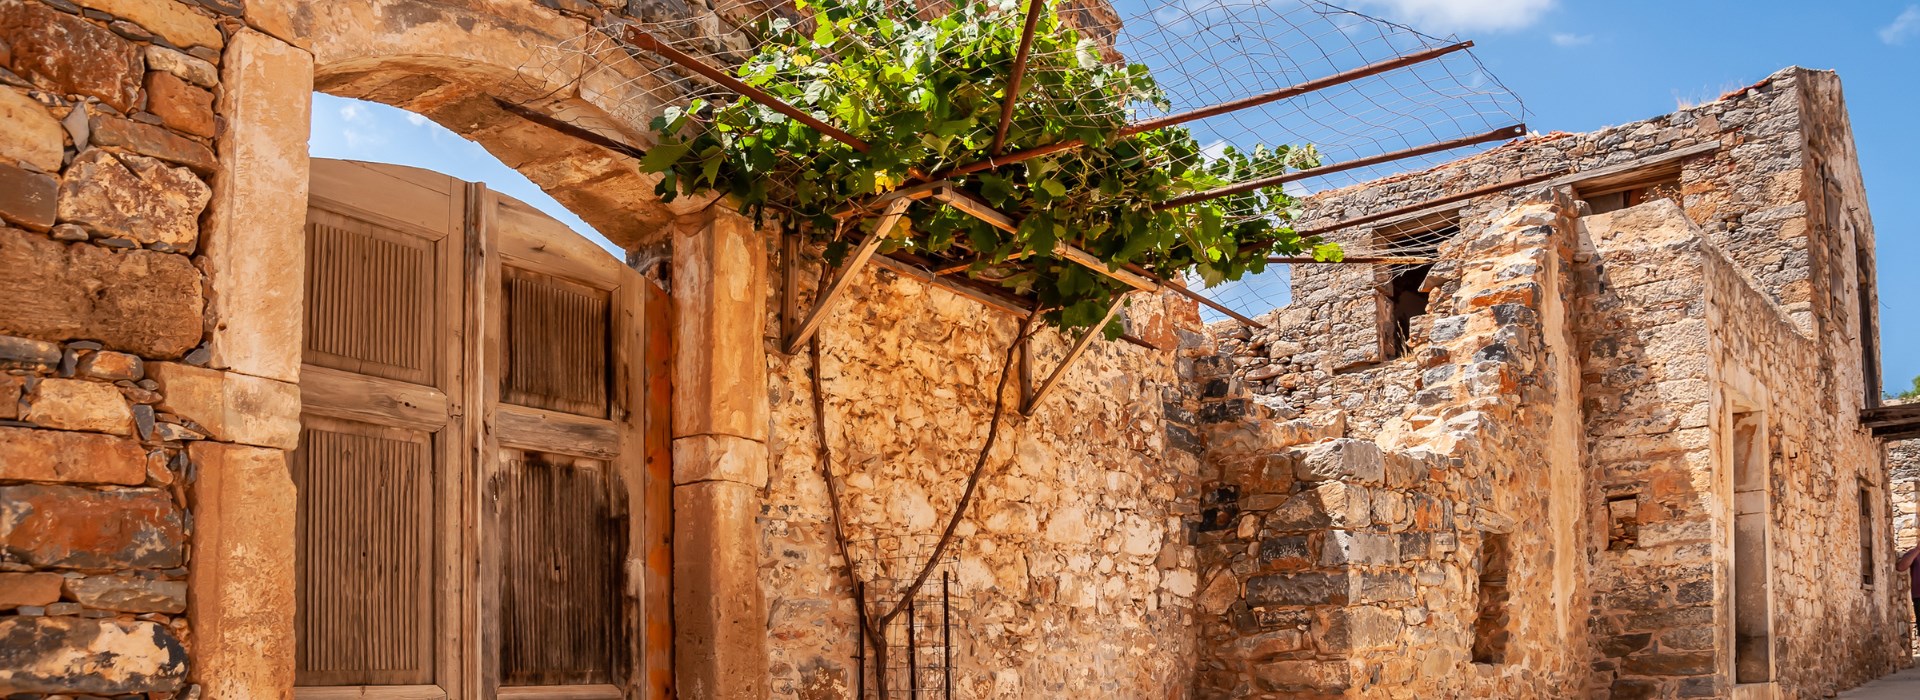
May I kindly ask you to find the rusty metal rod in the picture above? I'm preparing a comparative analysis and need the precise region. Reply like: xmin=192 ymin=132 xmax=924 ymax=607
xmin=1155 ymin=123 xmax=1526 ymax=210
xmin=1116 ymin=262 xmax=1267 ymax=328
xmin=935 ymin=41 xmax=1474 ymax=179
xmin=1131 ymin=42 xmax=1474 ymax=134
xmin=491 ymin=97 xmax=651 ymax=161
xmin=990 ymin=0 xmax=1047 ymax=155
xmin=1291 ymin=169 xmax=1571 ymax=238
xmin=624 ymin=27 xmax=873 ymax=153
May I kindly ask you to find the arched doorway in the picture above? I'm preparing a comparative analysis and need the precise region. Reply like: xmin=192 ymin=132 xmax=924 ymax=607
xmin=291 ymin=159 xmax=667 ymax=699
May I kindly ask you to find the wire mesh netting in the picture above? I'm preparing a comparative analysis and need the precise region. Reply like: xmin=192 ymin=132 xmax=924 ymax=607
xmin=507 ymin=0 xmax=1524 ymax=321
xmin=848 ymin=533 xmax=961 ymax=699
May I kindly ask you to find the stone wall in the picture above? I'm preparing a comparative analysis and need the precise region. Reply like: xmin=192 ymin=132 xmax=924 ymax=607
xmin=1229 ymin=68 xmax=1828 ymax=436
xmin=1896 ymin=437 xmax=1918 ymax=554
xmin=1197 ymin=66 xmax=1903 ymax=699
xmin=0 ymin=0 xmax=301 ymax=696
xmin=759 ymin=238 xmax=1211 ymax=699
xmin=1188 ymin=190 xmax=1594 ymax=699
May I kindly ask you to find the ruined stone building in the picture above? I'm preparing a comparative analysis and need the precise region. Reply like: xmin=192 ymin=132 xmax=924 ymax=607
xmin=0 ymin=0 xmax=1911 ymax=699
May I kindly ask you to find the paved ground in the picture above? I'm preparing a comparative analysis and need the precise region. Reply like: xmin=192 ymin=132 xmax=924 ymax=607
xmin=1839 ymin=664 xmax=1920 ymax=698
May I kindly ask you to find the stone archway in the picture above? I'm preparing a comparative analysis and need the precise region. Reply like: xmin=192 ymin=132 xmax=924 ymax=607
xmin=198 ymin=3 xmax=775 ymax=699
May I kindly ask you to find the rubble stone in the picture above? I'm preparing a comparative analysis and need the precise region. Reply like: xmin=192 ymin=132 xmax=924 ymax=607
xmin=57 ymin=150 xmax=211 ymax=249
xmin=0 ymin=0 xmax=144 ymax=112
xmin=0 ymin=227 xmax=203 ymax=358
xmin=0 ymin=571 xmax=64 ymax=607
xmin=64 ymin=572 xmax=187 ymax=613
xmin=22 ymin=377 xmax=135 ymax=435
xmin=144 ymin=69 xmax=214 ymax=137
xmin=0 ymin=616 xmax=186 ymax=693
xmin=0 ymin=425 xmax=147 ymax=484
xmin=0 ymin=484 xmax=186 ymax=569
xmin=0 ymin=85 xmax=66 ymax=172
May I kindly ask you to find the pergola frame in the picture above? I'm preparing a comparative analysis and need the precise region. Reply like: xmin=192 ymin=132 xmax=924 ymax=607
xmin=604 ymin=17 xmax=1531 ymax=412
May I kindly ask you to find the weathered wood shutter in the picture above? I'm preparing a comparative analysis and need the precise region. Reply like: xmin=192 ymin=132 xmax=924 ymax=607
xmin=297 ymin=160 xmax=663 ymax=700
xmin=296 ymin=160 xmax=464 ymax=694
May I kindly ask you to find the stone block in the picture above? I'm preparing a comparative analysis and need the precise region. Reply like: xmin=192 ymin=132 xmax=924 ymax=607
xmin=0 ymin=160 xmax=58 ymax=230
xmin=0 ymin=0 xmax=143 ymax=112
xmin=78 ymin=350 xmax=143 ymax=380
xmin=0 ymin=571 xmax=63 ymax=607
xmin=1320 ymin=530 xmax=1399 ymax=567
xmin=0 ymin=374 xmax=18 ymax=419
xmin=1290 ymin=438 xmax=1385 ymax=484
xmin=148 ymin=362 xmax=300 ymax=449
xmin=23 ymin=377 xmax=134 ymax=435
xmin=0 ymin=484 xmax=186 ymax=568
xmin=672 ymin=209 xmax=768 ymax=441
xmin=70 ymin=0 xmax=223 ymax=50
xmin=0 ymin=425 xmax=147 ymax=484
xmin=0 ymin=616 xmax=186 ymax=694
xmin=671 ymin=433 xmax=769 ymax=487
xmin=202 ymin=30 xmax=311 ymax=384
xmin=144 ymin=45 xmax=217 ymax=88
xmin=185 ymin=441 xmax=295 ymax=699
xmin=1258 ymin=535 xmax=1312 ymax=568
xmin=57 ymin=150 xmax=210 ymax=249
xmin=1621 ymin=651 xmax=1715 ymax=677
xmin=64 ymin=573 xmax=186 ymax=613
xmin=673 ymin=480 xmax=767 ymax=700
xmin=0 ymin=228 xmax=204 ymax=357
xmin=89 ymin=112 xmax=217 ymax=174
xmin=144 ymin=70 xmax=215 ymax=137
xmin=0 ymin=86 xmax=65 ymax=172
xmin=1245 ymin=571 xmax=1350 ymax=607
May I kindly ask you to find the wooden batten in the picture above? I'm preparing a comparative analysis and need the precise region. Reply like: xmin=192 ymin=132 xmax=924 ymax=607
xmin=783 ymin=197 xmax=914 ymax=353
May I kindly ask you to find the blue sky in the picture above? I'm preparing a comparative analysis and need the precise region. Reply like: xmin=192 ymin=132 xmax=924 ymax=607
xmin=309 ymin=0 xmax=1920 ymax=393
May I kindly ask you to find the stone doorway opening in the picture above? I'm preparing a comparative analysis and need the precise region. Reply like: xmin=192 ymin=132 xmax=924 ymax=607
xmin=290 ymin=148 xmax=665 ymax=698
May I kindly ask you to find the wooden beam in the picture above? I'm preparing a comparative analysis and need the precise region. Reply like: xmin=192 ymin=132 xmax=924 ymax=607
xmin=832 ymin=180 xmax=950 ymax=220
xmin=869 ymin=253 xmax=1035 ymax=317
xmin=783 ymin=197 xmax=912 ymax=353
xmin=1022 ymin=295 xmax=1127 ymax=415
xmin=931 ymin=186 xmax=1161 ymax=291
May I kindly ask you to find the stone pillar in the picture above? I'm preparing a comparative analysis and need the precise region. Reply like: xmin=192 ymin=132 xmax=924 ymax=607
xmin=670 ymin=206 xmax=770 ymax=699
xmin=185 ymin=28 xmax=312 ymax=700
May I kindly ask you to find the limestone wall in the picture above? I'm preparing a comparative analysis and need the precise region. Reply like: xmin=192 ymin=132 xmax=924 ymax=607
xmin=1188 ymin=191 xmax=1594 ymax=699
xmin=1228 ymin=68 xmax=1827 ymax=434
xmin=758 ymin=238 xmax=1212 ymax=698
xmin=0 ymin=0 xmax=301 ymax=696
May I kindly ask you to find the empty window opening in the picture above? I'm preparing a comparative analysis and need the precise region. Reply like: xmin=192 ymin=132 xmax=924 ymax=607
xmin=1577 ymin=172 xmax=1682 ymax=216
xmin=1859 ymin=484 xmax=1875 ymax=587
xmin=1374 ymin=213 xmax=1459 ymax=360
xmin=1731 ymin=411 xmax=1771 ymax=685
xmin=1605 ymin=493 xmax=1640 ymax=551
xmin=1472 ymin=532 xmax=1511 ymax=664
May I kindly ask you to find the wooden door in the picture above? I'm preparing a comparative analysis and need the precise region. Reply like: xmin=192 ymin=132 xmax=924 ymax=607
xmin=297 ymin=159 xmax=658 ymax=700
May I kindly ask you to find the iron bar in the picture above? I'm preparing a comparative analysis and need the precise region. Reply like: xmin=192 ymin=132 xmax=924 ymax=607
xmin=942 ymin=571 xmax=953 ymax=699
xmin=1132 ymin=266 xmax=1265 ymax=327
xmin=784 ymin=197 xmax=913 ymax=353
xmin=1290 ymin=169 xmax=1570 ymax=238
xmin=935 ymin=41 xmax=1475 ymax=179
xmin=1023 ymin=294 xmax=1127 ymax=415
xmin=906 ymin=591 xmax=919 ymax=699
xmin=1154 ymin=124 xmax=1527 ymax=210
xmin=491 ymin=97 xmax=650 ymax=161
xmin=990 ymin=0 xmax=1047 ymax=155
xmin=624 ymin=27 xmax=873 ymax=153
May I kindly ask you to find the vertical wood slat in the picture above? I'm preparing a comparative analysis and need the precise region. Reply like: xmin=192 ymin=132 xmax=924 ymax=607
xmin=292 ymin=422 xmax=435 ymax=686
xmin=498 ymin=453 xmax=621 ymax=687
xmin=304 ymin=211 xmax=436 ymax=385
xmin=500 ymin=267 xmax=612 ymax=418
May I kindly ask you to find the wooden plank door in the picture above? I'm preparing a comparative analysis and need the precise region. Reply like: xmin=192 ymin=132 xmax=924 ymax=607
xmin=299 ymin=160 xmax=654 ymax=700
xmin=477 ymin=192 xmax=646 ymax=700
xmin=296 ymin=159 xmax=468 ymax=700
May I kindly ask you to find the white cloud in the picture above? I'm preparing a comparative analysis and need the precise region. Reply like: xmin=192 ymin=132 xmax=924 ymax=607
xmin=1882 ymin=5 xmax=1920 ymax=45
xmin=405 ymin=112 xmax=429 ymax=127
xmin=1345 ymin=0 xmax=1556 ymax=33
xmin=1549 ymin=32 xmax=1592 ymax=47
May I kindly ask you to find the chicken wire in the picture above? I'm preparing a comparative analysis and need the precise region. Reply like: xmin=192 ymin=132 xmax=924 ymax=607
xmin=507 ymin=0 xmax=1524 ymax=322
